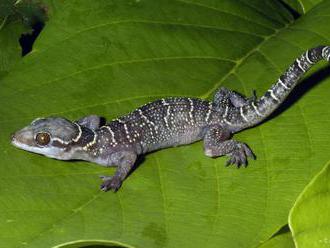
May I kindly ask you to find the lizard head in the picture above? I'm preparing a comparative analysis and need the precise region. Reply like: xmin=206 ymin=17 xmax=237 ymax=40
xmin=11 ymin=117 xmax=82 ymax=160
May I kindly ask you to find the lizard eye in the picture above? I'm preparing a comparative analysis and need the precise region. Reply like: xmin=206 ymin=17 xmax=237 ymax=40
xmin=35 ymin=132 xmax=51 ymax=146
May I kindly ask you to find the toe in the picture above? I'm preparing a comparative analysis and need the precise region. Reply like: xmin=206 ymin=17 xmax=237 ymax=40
xmin=99 ymin=175 xmax=112 ymax=181
xmin=233 ymin=154 xmax=241 ymax=167
xmin=109 ymin=177 xmax=122 ymax=192
xmin=226 ymin=156 xmax=235 ymax=166
xmin=240 ymin=154 xmax=247 ymax=167
xmin=100 ymin=180 xmax=111 ymax=192
xmin=242 ymin=144 xmax=255 ymax=159
xmin=99 ymin=177 xmax=122 ymax=192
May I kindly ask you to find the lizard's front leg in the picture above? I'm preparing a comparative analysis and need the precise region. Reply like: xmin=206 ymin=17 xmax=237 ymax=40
xmin=100 ymin=151 xmax=137 ymax=192
xmin=203 ymin=126 xmax=255 ymax=167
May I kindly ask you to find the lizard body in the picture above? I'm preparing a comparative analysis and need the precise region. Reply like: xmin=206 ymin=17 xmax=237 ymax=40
xmin=11 ymin=46 xmax=330 ymax=191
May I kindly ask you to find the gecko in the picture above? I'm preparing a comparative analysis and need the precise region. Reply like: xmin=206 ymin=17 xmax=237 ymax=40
xmin=11 ymin=46 xmax=330 ymax=192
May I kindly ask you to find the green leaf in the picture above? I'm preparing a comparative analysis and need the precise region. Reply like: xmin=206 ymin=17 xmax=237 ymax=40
xmin=0 ymin=16 xmax=24 ymax=78
xmin=0 ymin=0 xmax=46 ymax=77
xmin=289 ymin=161 xmax=330 ymax=248
xmin=1 ymin=0 xmax=330 ymax=247
xmin=57 ymin=240 xmax=127 ymax=248
xmin=282 ymin=0 xmax=323 ymax=13
xmin=259 ymin=232 xmax=295 ymax=248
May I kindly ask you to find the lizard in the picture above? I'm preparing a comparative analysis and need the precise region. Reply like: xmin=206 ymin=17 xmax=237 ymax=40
xmin=11 ymin=45 xmax=330 ymax=192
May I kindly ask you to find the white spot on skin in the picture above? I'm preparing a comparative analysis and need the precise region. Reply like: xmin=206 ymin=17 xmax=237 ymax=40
xmin=278 ymin=78 xmax=289 ymax=90
xmin=164 ymin=104 xmax=171 ymax=129
xmin=52 ymin=137 xmax=71 ymax=145
xmin=240 ymin=107 xmax=249 ymax=122
xmin=252 ymin=102 xmax=264 ymax=117
xmin=322 ymin=46 xmax=329 ymax=60
xmin=102 ymin=126 xmax=117 ymax=144
xmin=72 ymin=122 xmax=82 ymax=142
xmin=305 ymin=51 xmax=313 ymax=64
xmin=205 ymin=102 xmax=212 ymax=122
xmin=188 ymin=98 xmax=194 ymax=123
xmin=123 ymin=123 xmax=131 ymax=142
xmin=138 ymin=109 xmax=155 ymax=126
xmin=31 ymin=117 xmax=44 ymax=125
xmin=83 ymin=130 xmax=97 ymax=149
xmin=268 ymin=89 xmax=279 ymax=102
xmin=223 ymin=105 xmax=229 ymax=118
xmin=161 ymin=98 xmax=169 ymax=106
xmin=296 ymin=58 xmax=306 ymax=72
xmin=223 ymin=118 xmax=232 ymax=125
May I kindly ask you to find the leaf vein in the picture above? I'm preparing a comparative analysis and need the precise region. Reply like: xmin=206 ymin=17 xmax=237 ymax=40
xmin=32 ymin=20 xmax=264 ymax=56
xmin=176 ymin=0 xmax=276 ymax=31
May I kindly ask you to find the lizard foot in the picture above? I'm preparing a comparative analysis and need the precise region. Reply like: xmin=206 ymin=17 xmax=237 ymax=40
xmin=226 ymin=143 xmax=255 ymax=167
xmin=99 ymin=175 xmax=122 ymax=192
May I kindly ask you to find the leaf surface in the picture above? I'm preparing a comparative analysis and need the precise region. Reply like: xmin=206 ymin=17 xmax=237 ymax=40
xmin=289 ymin=161 xmax=330 ymax=248
xmin=259 ymin=232 xmax=295 ymax=248
xmin=0 ymin=0 xmax=46 ymax=78
xmin=282 ymin=0 xmax=323 ymax=13
xmin=0 ymin=0 xmax=26 ymax=78
xmin=1 ymin=1 xmax=330 ymax=247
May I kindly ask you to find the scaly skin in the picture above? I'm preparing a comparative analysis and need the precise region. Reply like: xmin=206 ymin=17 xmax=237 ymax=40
xmin=11 ymin=46 xmax=330 ymax=191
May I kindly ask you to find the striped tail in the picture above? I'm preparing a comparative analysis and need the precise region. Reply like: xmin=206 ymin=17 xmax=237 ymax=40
xmin=240 ymin=45 xmax=330 ymax=128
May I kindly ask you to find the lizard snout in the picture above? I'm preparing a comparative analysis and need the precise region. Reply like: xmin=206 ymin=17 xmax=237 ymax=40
xmin=10 ymin=128 xmax=34 ymax=148
xmin=10 ymin=133 xmax=16 ymax=143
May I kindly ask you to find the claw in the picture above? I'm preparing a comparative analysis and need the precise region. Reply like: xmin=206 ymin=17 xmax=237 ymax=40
xmin=243 ymin=144 xmax=256 ymax=159
xmin=241 ymin=155 xmax=247 ymax=167
xmin=225 ymin=143 xmax=255 ymax=168
xmin=236 ymin=159 xmax=241 ymax=168
xmin=99 ymin=176 xmax=122 ymax=192
xmin=231 ymin=156 xmax=236 ymax=166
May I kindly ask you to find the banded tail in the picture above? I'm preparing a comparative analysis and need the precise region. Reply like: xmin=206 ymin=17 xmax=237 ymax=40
xmin=240 ymin=45 xmax=330 ymax=128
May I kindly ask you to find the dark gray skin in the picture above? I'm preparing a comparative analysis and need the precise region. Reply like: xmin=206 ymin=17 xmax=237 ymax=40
xmin=11 ymin=46 xmax=330 ymax=192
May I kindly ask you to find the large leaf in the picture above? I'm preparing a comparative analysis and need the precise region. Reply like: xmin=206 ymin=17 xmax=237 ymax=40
xmin=289 ymin=161 xmax=330 ymax=248
xmin=282 ymin=0 xmax=323 ymax=13
xmin=0 ymin=0 xmax=46 ymax=77
xmin=0 ymin=0 xmax=26 ymax=78
xmin=1 ymin=0 xmax=330 ymax=247
xmin=259 ymin=232 xmax=295 ymax=248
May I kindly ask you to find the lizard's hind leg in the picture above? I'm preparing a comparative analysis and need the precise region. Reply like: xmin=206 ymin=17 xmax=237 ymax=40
xmin=203 ymin=125 xmax=255 ymax=167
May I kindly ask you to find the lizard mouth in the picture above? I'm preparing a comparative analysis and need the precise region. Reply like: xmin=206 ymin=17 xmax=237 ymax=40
xmin=10 ymin=129 xmax=46 ymax=155
xmin=11 ymin=136 xmax=61 ymax=159
xmin=11 ymin=128 xmax=34 ymax=147
xmin=11 ymin=132 xmax=39 ymax=154
xmin=11 ymin=139 xmax=35 ymax=152
xmin=10 ymin=129 xmax=68 ymax=159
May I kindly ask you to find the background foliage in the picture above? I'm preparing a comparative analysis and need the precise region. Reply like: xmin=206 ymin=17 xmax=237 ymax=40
xmin=0 ymin=0 xmax=330 ymax=247
xmin=289 ymin=162 xmax=330 ymax=248
xmin=282 ymin=0 xmax=323 ymax=14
